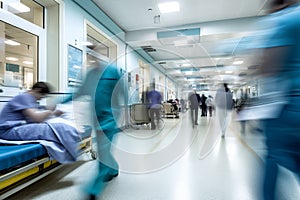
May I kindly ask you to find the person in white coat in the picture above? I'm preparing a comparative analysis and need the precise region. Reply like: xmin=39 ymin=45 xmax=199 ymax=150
xmin=215 ymin=83 xmax=233 ymax=137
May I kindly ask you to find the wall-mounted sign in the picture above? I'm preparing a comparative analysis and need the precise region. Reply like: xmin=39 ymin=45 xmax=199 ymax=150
xmin=67 ymin=44 xmax=82 ymax=86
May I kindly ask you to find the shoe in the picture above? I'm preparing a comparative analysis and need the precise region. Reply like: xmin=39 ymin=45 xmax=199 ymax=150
xmin=195 ymin=122 xmax=198 ymax=125
xmin=102 ymin=172 xmax=119 ymax=182
xmin=87 ymin=194 xmax=96 ymax=200
xmin=221 ymin=135 xmax=225 ymax=138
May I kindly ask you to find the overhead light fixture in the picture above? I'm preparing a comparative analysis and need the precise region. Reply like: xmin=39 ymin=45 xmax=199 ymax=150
xmin=157 ymin=28 xmax=200 ymax=45
xmin=23 ymin=61 xmax=33 ymax=65
xmin=81 ymin=41 xmax=93 ymax=46
xmin=5 ymin=39 xmax=20 ymax=46
xmin=185 ymin=71 xmax=193 ymax=75
xmin=182 ymin=63 xmax=191 ymax=67
xmin=158 ymin=1 xmax=180 ymax=13
xmin=233 ymin=60 xmax=244 ymax=65
xmin=225 ymin=71 xmax=233 ymax=74
xmin=6 ymin=57 xmax=19 ymax=61
xmin=5 ymin=0 xmax=30 ymax=13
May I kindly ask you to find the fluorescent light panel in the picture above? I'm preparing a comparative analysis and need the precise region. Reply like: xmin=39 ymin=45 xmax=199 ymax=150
xmin=182 ymin=63 xmax=191 ymax=67
xmin=23 ymin=61 xmax=33 ymax=65
xmin=81 ymin=41 xmax=93 ymax=46
xmin=8 ymin=1 xmax=30 ymax=13
xmin=158 ymin=1 xmax=180 ymax=13
xmin=185 ymin=71 xmax=193 ymax=75
xmin=6 ymin=57 xmax=19 ymax=61
xmin=5 ymin=39 xmax=20 ymax=46
xmin=233 ymin=60 xmax=244 ymax=65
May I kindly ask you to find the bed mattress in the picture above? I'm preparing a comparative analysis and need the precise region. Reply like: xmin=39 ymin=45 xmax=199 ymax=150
xmin=0 ymin=143 xmax=46 ymax=172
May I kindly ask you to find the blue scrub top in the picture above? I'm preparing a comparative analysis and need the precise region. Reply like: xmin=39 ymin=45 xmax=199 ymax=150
xmin=0 ymin=93 xmax=37 ymax=131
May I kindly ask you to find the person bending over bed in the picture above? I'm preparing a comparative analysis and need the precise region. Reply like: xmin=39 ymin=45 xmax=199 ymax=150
xmin=0 ymin=82 xmax=81 ymax=163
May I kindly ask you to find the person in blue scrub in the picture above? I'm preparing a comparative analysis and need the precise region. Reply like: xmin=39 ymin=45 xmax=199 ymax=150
xmin=251 ymin=0 xmax=300 ymax=199
xmin=64 ymin=63 xmax=124 ymax=200
xmin=146 ymin=83 xmax=162 ymax=130
xmin=0 ymin=82 xmax=80 ymax=163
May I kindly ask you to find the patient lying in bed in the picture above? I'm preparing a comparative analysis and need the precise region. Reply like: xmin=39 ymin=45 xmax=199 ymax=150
xmin=0 ymin=82 xmax=81 ymax=164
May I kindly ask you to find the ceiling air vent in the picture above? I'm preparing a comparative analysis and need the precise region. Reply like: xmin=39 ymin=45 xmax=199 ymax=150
xmin=141 ymin=45 xmax=156 ymax=52
xmin=157 ymin=28 xmax=200 ymax=46
xmin=158 ymin=62 xmax=167 ymax=65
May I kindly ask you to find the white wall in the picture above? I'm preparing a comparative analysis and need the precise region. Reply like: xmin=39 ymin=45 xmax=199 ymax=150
xmin=61 ymin=0 xmax=127 ymax=91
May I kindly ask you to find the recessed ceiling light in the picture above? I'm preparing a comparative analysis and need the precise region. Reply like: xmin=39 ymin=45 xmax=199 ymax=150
xmin=158 ymin=1 xmax=180 ymax=13
xmin=6 ymin=57 xmax=19 ymax=61
xmin=23 ymin=61 xmax=33 ymax=65
xmin=8 ymin=1 xmax=30 ymax=13
xmin=185 ymin=71 xmax=193 ymax=75
xmin=81 ymin=41 xmax=93 ymax=46
xmin=5 ymin=39 xmax=20 ymax=46
xmin=182 ymin=63 xmax=191 ymax=67
xmin=233 ymin=60 xmax=244 ymax=65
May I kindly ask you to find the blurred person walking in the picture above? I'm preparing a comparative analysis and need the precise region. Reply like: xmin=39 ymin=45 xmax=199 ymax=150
xmin=63 ymin=63 xmax=124 ymax=200
xmin=146 ymin=83 xmax=162 ymax=130
xmin=215 ymin=83 xmax=233 ymax=138
xmin=200 ymin=94 xmax=208 ymax=117
xmin=189 ymin=90 xmax=201 ymax=126
xmin=205 ymin=95 xmax=214 ymax=117
xmin=248 ymin=1 xmax=300 ymax=199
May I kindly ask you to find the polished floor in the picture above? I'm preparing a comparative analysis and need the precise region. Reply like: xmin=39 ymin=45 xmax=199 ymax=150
xmin=8 ymin=111 xmax=300 ymax=200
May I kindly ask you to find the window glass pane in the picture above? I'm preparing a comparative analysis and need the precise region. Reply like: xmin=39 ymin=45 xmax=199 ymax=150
xmin=0 ymin=21 xmax=38 ymax=89
xmin=1 ymin=0 xmax=44 ymax=28
xmin=87 ymin=35 xmax=109 ymax=58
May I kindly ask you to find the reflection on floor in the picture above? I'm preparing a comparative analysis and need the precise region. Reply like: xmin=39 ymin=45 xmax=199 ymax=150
xmin=9 ymin=111 xmax=300 ymax=200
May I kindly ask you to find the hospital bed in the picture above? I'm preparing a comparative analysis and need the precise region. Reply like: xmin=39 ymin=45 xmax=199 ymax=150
xmin=0 ymin=129 xmax=94 ymax=199
xmin=162 ymin=102 xmax=179 ymax=118
xmin=0 ymin=94 xmax=96 ymax=199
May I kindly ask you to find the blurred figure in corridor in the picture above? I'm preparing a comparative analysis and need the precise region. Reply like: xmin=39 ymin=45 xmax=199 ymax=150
xmin=258 ymin=1 xmax=300 ymax=199
xmin=189 ymin=90 xmax=201 ymax=127
xmin=215 ymin=83 xmax=233 ymax=138
xmin=147 ymin=83 xmax=162 ymax=130
xmin=238 ymin=0 xmax=300 ymax=199
xmin=63 ymin=63 xmax=124 ymax=200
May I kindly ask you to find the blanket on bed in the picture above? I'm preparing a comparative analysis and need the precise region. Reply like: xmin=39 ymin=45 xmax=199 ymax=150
xmin=0 ymin=121 xmax=80 ymax=164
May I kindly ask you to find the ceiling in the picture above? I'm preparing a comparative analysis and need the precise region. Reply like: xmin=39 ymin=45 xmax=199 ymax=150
xmin=93 ymin=0 xmax=269 ymax=92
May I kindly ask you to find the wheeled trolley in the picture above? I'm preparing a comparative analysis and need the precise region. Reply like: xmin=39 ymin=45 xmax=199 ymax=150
xmin=130 ymin=103 xmax=151 ymax=125
xmin=162 ymin=103 xmax=179 ymax=118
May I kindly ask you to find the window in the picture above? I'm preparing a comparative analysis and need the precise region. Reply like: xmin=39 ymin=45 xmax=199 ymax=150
xmin=86 ymin=24 xmax=117 ymax=66
xmin=0 ymin=22 xmax=38 ymax=89
xmin=1 ymin=0 xmax=44 ymax=28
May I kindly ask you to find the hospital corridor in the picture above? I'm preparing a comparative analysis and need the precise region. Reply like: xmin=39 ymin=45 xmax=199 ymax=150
xmin=6 ymin=111 xmax=300 ymax=200
xmin=1 ymin=0 xmax=300 ymax=199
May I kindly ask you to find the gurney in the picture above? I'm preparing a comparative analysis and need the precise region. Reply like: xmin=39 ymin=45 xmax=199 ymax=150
xmin=162 ymin=103 xmax=179 ymax=118
xmin=0 ymin=125 xmax=94 ymax=199
xmin=0 ymin=94 xmax=96 ymax=199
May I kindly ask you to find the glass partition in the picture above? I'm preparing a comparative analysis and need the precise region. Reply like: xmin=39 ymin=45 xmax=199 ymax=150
xmin=1 ymin=0 xmax=44 ymax=28
xmin=0 ymin=21 xmax=38 ymax=89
